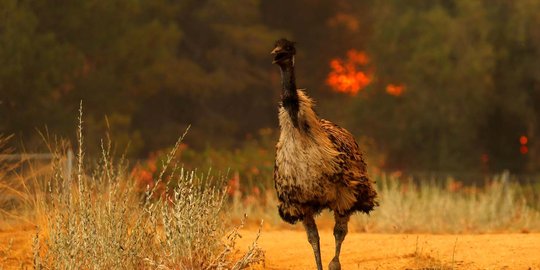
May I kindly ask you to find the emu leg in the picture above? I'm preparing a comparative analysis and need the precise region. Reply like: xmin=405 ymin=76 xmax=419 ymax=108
xmin=329 ymin=213 xmax=350 ymax=270
xmin=303 ymin=214 xmax=323 ymax=270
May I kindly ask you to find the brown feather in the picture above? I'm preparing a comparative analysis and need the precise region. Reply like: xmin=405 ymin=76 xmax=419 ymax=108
xmin=274 ymin=91 xmax=378 ymax=224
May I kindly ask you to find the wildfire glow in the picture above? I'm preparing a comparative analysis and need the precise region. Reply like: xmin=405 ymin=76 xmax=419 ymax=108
xmin=386 ymin=84 xmax=405 ymax=96
xmin=520 ymin=135 xmax=528 ymax=145
xmin=326 ymin=50 xmax=372 ymax=95
xmin=481 ymin=153 xmax=489 ymax=163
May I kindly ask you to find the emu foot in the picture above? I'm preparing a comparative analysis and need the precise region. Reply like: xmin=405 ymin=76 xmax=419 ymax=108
xmin=329 ymin=257 xmax=341 ymax=270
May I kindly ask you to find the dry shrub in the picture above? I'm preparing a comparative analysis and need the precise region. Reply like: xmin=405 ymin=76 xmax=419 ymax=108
xmin=33 ymin=105 xmax=264 ymax=269
xmin=0 ymin=134 xmax=20 ymax=211
xmin=354 ymin=173 xmax=540 ymax=233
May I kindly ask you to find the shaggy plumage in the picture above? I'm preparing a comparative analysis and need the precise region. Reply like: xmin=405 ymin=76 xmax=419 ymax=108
xmin=271 ymin=38 xmax=377 ymax=270
xmin=274 ymin=91 xmax=377 ymax=223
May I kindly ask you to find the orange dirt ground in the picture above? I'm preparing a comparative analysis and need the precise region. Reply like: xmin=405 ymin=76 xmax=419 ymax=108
xmin=1 ymin=228 xmax=539 ymax=269
xmin=237 ymin=229 xmax=540 ymax=270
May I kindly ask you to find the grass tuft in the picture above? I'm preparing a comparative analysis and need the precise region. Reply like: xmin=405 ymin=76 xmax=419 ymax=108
xmin=31 ymin=104 xmax=264 ymax=269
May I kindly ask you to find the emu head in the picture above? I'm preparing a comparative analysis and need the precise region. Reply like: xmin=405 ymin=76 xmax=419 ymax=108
xmin=271 ymin=38 xmax=296 ymax=66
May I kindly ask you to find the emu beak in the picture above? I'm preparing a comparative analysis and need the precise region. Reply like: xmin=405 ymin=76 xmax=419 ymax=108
xmin=271 ymin=46 xmax=281 ymax=55
xmin=271 ymin=47 xmax=282 ymax=64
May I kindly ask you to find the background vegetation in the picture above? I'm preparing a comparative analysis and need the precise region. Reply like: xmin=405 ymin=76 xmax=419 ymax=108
xmin=2 ymin=0 xmax=540 ymax=175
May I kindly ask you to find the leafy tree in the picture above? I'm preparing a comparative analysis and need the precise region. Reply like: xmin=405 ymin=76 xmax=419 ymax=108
xmin=2 ymin=0 xmax=540 ymax=174
xmin=0 ymin=0 xmax=80 ymax=142
xmin=349 ymin=0 xmax=540 ymax=173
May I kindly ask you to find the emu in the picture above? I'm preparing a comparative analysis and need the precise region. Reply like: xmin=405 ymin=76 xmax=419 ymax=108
xmin=271 ymin=38 xmax=378 ymax=270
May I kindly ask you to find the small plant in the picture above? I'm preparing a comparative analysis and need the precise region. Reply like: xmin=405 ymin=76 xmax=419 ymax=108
xmin=33 ymin=104 xmax=264 ymax=269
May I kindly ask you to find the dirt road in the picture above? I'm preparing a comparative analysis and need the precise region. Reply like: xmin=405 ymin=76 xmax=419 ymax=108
xmin=2 ymin=228 xmax=539 ymax=269
xmin=237 ymin=230 xmax=540 ymax=270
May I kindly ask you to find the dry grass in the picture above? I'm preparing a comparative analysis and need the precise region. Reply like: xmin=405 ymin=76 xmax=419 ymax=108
xmin=0 ymin=239 xmax=14 ymax=269
xmin=353 ymin=173 xmax=540 ymax=233
xmin=1 ymin=105 xmax=264 ymax=269
xmin=400 ymin=236 xmax=457 ymax=270
xmin=0 ymin=134 xmax=22 ymax=217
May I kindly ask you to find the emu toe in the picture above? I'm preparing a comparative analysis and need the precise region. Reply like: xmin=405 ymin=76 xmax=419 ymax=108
xmin=329 ymin=258 xmax=341 ymax=270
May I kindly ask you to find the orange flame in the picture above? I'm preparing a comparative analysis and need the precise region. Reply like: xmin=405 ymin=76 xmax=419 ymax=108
xmin=481 ymin=153 xmax=489 ymax=163
xmin=326 ymin=50 xmax=372 ymax=95
xmin=519 ymin=135 xmax=528 ymax=145
xmin=386 ymin=84 xmax=405 ymax=96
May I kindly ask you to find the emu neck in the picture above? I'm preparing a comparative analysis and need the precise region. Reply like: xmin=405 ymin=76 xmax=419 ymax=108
xmin=279 ymin=63 xmax=300 ymax=128
xmin=280 ymin=64 xmax=297 ymax=101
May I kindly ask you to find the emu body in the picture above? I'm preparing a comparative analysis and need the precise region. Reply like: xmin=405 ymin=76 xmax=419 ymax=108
xmin=272 ymin=38 xmax=377 ymax=270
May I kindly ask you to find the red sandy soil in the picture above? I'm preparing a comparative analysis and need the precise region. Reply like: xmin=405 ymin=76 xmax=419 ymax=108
xmin=237 ymin=229 xmax=540 ymax=270
xmin=0 ymin=228 xmax=35 ymax=269
xmin=2 ymin=227 xmax=539 ymax=269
